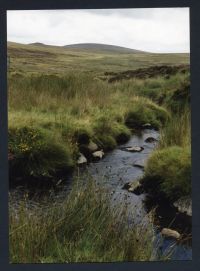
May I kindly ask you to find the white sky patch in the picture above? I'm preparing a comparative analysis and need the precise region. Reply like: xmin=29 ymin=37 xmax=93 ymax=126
xmin=7 ymin=8 xmax=190 ymax=53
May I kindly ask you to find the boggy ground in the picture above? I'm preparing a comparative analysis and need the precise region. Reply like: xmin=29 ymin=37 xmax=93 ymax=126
xmin=8 ymin=42 xmax=191 ymax=262
xmin=8 ymin=67 xmax=190 ymax=192
xmin=104 ymin=64 xmax=189 ymax=83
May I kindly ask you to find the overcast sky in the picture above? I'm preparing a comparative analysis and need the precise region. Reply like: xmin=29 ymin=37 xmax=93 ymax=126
xmin=7 ymin=8 xmax=190 ymax=53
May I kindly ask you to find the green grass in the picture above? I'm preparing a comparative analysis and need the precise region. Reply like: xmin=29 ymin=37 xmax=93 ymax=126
xmin=142 ymin=85 xmax=191 ymax=202
xmin=164 ymin=78 xmax=190 ymax=112
xmin=9 ymin=178 xmax=155 ymax=263
xmin=159 ymin=108 xmax=191 ymax=148
xmin=8 ymin=41 xmax=189 ymax=75
xmin=124 ymin=97 xmax=169 ymax=129
xmin=142 ymin=146 xmax=191 ymax=201
xmin=9 ymin=126 xmax=73 ymax=180
xmin=8 ymin=41 xmax=191 ymax=262
xmin=8 ymin=72 xmax=173 ymax=182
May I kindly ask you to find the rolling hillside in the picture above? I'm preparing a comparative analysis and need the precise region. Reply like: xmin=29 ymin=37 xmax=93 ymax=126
xmin=63 ymin=43 xmax=147 ymax=54
xmin=7 ymin=41 xmax=190 ymax=75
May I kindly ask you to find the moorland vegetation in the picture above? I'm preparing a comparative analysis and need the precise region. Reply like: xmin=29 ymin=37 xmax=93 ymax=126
xmin=8 ymin=42 xmax=190 ymax=262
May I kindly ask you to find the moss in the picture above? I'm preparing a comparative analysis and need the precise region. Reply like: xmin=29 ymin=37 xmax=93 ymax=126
xmin=142 ymin=146 xmax=191 ymax=201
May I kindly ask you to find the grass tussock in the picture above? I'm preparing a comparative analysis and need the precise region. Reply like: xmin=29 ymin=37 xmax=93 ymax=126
xmin=8 ymin=69 xmax=191 ymax=201
xmin=9 ymin=126 xmax=73 ymax=180
xmin=124 ymin=97 xmax=169 ymax=129
xmin=9 ymin=179 xmax=155 ymax=263
xmin=8 ymin=42 xmax=191 ymax=262
xmin=159 ymin=108 xmax=191 ymax=148
xmin=8 ymin=72 xmax=175 ymax=183
xmin=141 ymin=74 xmax=191 ymax=202
xmin=142 ymin=146 xmax=191 ymax=201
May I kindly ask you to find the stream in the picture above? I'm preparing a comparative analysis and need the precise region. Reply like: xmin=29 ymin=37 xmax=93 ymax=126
xmin=9 ymin=129 xmax=192 ymax=260
xmin=80 ymin=128 xmax=192 ymax=260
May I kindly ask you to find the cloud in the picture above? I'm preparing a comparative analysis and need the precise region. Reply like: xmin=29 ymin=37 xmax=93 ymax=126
xmin=7 ymin=8 xmax=190 ymax=53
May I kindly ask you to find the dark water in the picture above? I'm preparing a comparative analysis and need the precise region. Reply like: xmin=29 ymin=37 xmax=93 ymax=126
xmin=84 ymin=129 xmax=192 ymax=260
xmin=9 ymin=129 xmax=192 ymax=260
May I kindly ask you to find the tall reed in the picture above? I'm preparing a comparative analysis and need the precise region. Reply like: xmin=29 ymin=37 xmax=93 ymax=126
xmin=9 ymin=178 xmax=155 ymax=263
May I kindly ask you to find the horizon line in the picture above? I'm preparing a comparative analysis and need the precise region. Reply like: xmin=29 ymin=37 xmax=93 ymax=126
xmin=7 ymin=40 xmax=190 ymax=54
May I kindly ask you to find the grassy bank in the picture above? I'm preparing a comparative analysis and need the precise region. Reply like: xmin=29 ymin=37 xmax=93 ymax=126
xmin=9 ymin=72 xmax=176 ymax=184
xmin=141 ymin=79 xmax=191 ymax=202
xmin=8 ymin=41 xmax=191 ymax=262
xmin=9 ymin=71 xmax=177 ymax=183
xmin=142 ymin=146 xmax=191 ymax=201
xmin=9 ymin=178 xmax=155 ymax=263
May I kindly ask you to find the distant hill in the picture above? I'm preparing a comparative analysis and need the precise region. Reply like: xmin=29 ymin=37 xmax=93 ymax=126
xmin=63 ymin=43 xmax=148 ymax=54
xmin=28 ymin=42 xmax=148 ymax=53
xmin=7 ymin=41 xmax=190 ymax=74
xmin=29 ymin=42 xmax=49 ymax=47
